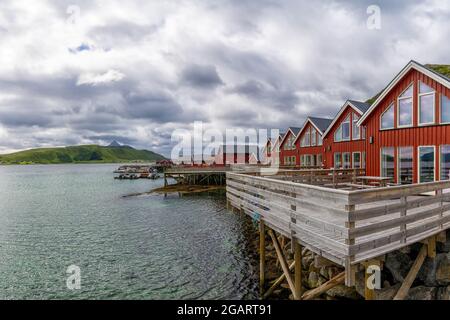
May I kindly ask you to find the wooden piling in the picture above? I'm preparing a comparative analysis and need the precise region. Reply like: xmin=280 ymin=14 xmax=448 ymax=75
xmin=294 ymin=240 xmax=302 ymax=300
xmin=259 ymin=220 xmax=266 ymax=297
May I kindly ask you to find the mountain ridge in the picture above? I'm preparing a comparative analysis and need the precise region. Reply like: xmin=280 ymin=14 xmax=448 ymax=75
xmin=0 ymin=144 xmax=166 ymax=165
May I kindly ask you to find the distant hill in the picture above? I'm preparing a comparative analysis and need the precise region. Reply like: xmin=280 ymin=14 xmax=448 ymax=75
xmin=0 ymin=145 xmax=166 ymax=165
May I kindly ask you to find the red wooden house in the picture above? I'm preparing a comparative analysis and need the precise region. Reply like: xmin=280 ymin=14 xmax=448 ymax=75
xmin=294 ymin=117 xmax=332 ymax=168
xmin=358 ymin=60 xmax=450 ymax=184
xmin=279 ymin=127 xmax=302 ymax=166
xmin=322 ymin=100 xmax=370 ymax=169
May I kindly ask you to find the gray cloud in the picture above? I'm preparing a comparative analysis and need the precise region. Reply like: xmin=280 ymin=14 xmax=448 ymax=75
xmin=180 ymin=64 xmax=224 ymax=89
xmin=0 ymin=0 xmax=448 ymax=157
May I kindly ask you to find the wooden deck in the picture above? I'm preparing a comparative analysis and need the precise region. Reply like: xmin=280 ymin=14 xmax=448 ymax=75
xmin=226 ymin=169 xmax=450 ymax=289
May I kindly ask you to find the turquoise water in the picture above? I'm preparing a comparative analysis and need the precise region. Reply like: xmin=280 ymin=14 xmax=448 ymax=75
xmin=0 ymin=164 xmax=258 ymax=299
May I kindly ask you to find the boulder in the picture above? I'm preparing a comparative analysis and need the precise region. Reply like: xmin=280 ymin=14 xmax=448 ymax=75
xmin=307 ymin=271 xmax=319 ymax=289
xmin=385 ymin=250 xmax=413 ymax=283
xmin=418 ymin=253 xmax=450 ymax=286
xmin=375 ymin=283 xmax=401 ymax=300
xmin=436 ymin=286 xmax=450 ymax=300
xmin=406 ymin=286 xmax=437 ymax=300
xmin=326 ymin=284 xmax=362 ymax=300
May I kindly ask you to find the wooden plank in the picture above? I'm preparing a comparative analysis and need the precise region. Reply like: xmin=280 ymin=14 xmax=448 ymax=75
xmin=349 ymin=193 xmax=450 ymax=221
xmin=349 ymin=204 xmax=450 ymax=238
xmin=393 ymin=244 xmax=428 ymax=300
xmin=294 ymin=241 xmax=302 ymax=300
xmin=301 ymin=272 xmax=345 ymax=300
xmin=268 ymin=230 xmax=298 ymax=299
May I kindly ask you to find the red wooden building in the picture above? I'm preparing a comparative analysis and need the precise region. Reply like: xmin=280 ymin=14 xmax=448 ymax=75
xmin=294 ymin=117 xmax=332 ymax=168
xmin=358 ymin=61 xmax=450 ymax=184
xmin=279 ymin=127 xmax=302 ymax=166
xmin=322 ymin=100 xmax=370 ymax=169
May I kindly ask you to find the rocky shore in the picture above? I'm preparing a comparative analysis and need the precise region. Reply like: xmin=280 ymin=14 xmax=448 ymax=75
xmin=260 ymin=230 xmax=450 ymax=300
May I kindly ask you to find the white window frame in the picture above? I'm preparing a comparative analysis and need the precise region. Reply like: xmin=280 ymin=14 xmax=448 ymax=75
xmin=418 ymin=81 xmax=435 ymax=126
xmin=380 ymin=102 xmax=395 ymax=130
xmin=440 ymin=145 xmax=450 ymax=181
xmin=352 ymin=152 xmax=361 ymax=169
xmin=341 ymin=115 xmax=351 ymax=141
xmin=318 ymin=134 xmax=323 ymax=146
xmin=397 ymin=146 xmax=413 ymax=185
xmin=334 ymin=153 xmax=341 ymax=169
xmin=397 ymin=83 xmax=414 ymax=128
xmin=440 ymin=94 xmax=450 ymax=125
xmin=418 ymin=145 xmax=436 ymax=183
xmin=352 ymin=113 xmax=361 ymax=140
xmin=342 ymin=152 xmax=351 ymax=169
xmin=311 ymin=129 xmax=317 ymax=146
xmin=380 ymin=147 xmax=395 ymax=179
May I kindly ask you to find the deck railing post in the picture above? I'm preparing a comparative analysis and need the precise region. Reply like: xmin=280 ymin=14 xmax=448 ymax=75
xmin=259 ymin=220 xmax=266 ymax=298
xmin=400 ymin=196 xmax=407 ymax=243
xmin=345 ymin=204 xmax=356 ymax=286
xmin=437 ymin=189 xmax=444 ymax=230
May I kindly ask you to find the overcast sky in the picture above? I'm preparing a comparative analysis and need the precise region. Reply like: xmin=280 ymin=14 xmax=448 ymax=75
xmin=0 ymin=0 xmax=448 ymax=156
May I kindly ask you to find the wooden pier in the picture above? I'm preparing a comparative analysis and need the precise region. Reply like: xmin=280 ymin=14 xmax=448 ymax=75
xmin=226 ymin=168 xmax=450 ymax=300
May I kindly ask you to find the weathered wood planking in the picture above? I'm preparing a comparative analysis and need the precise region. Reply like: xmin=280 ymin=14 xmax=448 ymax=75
xmin=226 ymin=171 xmax=450 ymax=279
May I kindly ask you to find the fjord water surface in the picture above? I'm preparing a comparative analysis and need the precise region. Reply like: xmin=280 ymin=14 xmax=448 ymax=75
xmin=0 ymin=164 xmax=258 ymax=299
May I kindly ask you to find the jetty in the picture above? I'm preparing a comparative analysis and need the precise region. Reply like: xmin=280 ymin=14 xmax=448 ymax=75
xmin=226 ymin=168 xmax=450 ymax=300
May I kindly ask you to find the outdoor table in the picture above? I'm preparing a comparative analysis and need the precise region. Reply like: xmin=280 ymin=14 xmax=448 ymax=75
xmin=357 ymin=176 xmax=392 ymax=187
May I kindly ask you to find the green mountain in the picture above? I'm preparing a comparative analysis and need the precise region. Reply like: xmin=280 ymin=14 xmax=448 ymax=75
xmin=0 ymin=145 xmax=166 ymax=165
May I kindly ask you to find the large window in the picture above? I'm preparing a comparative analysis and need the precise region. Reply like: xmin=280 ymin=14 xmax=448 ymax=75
xmin=284 ymin=134 xmax=296 ymax=150
xmin=381 ymin=103 xmax=394 ymax=129
xmin=301 ymin=128 xmax=311 ymax=147
xmin=334 ymin=153 xmax=341 ymax=169
xmin=398 ymin=147 xmax=413 ymax=184
xmin=300 ymin=155 xmax=305 ymax=167
xmin=440 ymin=145 xmax=450 ymax=181
xmin=343 ymin=153 xmax=351 ymax=169
xmin=334 ymin=126 xmax=342 ymax=142
xmin=418 ymin=82 xmax=435 ymax=125
xmin=418 ymin=146 xmax=435 ymax=183
xmin=352 ymin=152 xmax=361 ymax=169
xmin=352 ymin=114 xmax=360 ymax=140
xmin=381 ymin=147 xmax=395 ymax=179
xmin=318 ymin=135 xmax=323 ymax=146
xmin=342 ymin=115 xmax=350 ymax=141
xmin=398 ymin=85 xmax=413 ymax=127
xmin=311 ymin=129 xmax=317 ymax=146
xmin=334 ymin=115 xmax=350 ymax=142
xmin=441 ymin=94 xmax=450 ymax=124
xmin=317 ymin=154 xmax=323 ymax=167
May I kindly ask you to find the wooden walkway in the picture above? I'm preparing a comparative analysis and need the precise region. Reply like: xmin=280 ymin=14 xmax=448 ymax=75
xmin=226 ymin=168 xmax=450 ymax=299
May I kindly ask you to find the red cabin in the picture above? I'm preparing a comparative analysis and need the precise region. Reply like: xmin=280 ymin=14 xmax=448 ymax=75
xmin=279 ymin=127 xmax=302 ymax=166
xmin=358 ymin=60 xmax=450 ymax=184
xmin=322 ymin=100 xmax=370 ymax=169
xmin=294 ymin=117 xmax=332 ymax=168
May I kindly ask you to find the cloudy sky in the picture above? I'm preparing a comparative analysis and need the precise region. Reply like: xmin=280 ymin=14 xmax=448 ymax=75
xmin=0 ymin=0 xmax=449 ymax=156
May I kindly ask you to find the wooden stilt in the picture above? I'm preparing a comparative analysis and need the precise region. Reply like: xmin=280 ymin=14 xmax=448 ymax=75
xmin=302 ymin=272 xmax=345 ymax=300
xmin=427 ymin=236 xmax=436 ymax=258
xmin=262 ymin=261 xmax=295 ymax=299
xmin=259 ymin=220 xmax=265 ymax=297
xmin=393 ymin=244 xmax=428 ymax=300
xmin=268 ymin=229 xmax=298 ymax=299
xmin=294 ymin=240 xmax=302 ymax=300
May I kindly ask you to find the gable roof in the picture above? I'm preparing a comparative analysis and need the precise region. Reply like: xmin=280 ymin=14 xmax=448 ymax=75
xmin=294 ymin=117 xmax=332 ymax=144
xmin=279 ymin=127 xmax=302 ymax=146
xmin=358 ymin=60 xmax=450 ymax=126
xmin=322 ymin=100 xmax=370 ymax=138
xmin=309 ymin=117 xmax=333 ymax=133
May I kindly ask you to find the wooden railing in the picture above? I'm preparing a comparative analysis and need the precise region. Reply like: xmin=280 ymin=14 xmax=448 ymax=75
xmin=226 ymin=171 xmax=450 ymax=285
